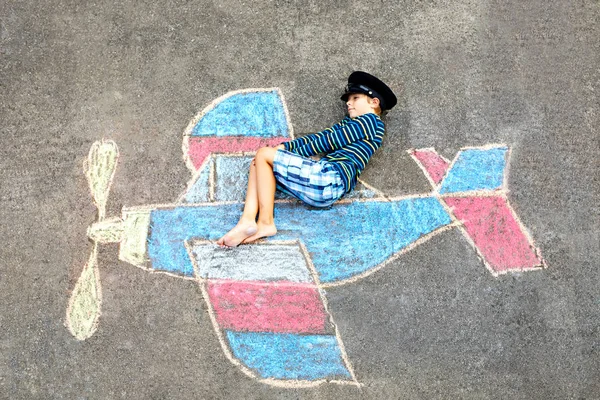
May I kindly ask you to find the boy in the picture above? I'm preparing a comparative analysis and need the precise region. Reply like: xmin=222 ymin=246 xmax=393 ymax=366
xmin=217 ymin=71 xmax=397 ymax=247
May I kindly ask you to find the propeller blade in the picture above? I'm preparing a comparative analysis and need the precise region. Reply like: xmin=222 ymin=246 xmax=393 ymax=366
xmin=84 ymin=140 xmax=119 ymax=220
xmin=66 ymin=243 xmax=102 ymax=340
xmin=65 ymin=140 xmax=119 ymax=340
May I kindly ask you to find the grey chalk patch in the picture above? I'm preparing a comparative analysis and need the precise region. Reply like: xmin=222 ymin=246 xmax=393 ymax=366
xmin=214 ymin=156 xmax=253 ymax=202
xmin=191 ymin=242 xmax=314 ymax=283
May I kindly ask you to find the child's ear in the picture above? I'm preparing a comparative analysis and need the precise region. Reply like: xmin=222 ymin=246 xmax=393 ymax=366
xmin=370 ymin=97 xmax=380 ymax=108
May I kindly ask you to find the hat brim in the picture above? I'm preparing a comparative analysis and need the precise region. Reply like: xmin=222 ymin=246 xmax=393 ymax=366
xmin=340 ymin=90 xmax=363 ymax=102
xmin=341 ymin=86 xmax=386 ymax=109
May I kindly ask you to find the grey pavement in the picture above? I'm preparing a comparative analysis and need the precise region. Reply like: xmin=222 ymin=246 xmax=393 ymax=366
xmin=1 ymin=0 xmax=598 ymax=399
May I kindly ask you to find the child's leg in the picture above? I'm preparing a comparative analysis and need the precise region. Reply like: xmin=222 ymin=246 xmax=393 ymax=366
xmin=243 ymin=147 xmax=278 ymax=243
xmin=217 ymin=147 xmax=278 ymax=247
xmin=216 ymin=159 xmax=259 ymax=247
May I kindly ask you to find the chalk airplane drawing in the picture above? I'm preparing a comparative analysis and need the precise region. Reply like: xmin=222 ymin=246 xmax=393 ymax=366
xmin=66 ymin=88 xmax=547 ymax=387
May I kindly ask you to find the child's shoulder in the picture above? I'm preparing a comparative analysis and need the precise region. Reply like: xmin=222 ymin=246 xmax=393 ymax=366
xmin=345 ymin=113 xmax=384 ymax=129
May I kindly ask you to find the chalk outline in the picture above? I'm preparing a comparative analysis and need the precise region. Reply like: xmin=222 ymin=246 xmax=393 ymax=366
xmin=117 ymin=192 xmax=460 ymax=290
xmin=184 ymin=239 xmax=361 ymax=388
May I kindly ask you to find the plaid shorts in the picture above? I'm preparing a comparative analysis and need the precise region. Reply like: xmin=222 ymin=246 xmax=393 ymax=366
xmin=273 ymin=150 xmax=345 ymax=207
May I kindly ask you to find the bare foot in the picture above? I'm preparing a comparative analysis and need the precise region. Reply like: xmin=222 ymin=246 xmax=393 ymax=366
xmin=242 ymin=222 xmax=277 ymax=244
xmin=217 ymin=221 xmax=258 ymax=247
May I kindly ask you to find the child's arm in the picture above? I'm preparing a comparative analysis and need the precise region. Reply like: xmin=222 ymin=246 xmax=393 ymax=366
xmin=282 ymin=122 xmax=343 ymax=154
xmin=287 ymin=114 xmax=383 ymax=157
xmin=324 ymin=137 xmax=381 ymax=169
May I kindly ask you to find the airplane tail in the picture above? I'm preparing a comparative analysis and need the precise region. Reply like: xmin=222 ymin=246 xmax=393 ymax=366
xmin=409 ymin=145 xmax=546 ymax=276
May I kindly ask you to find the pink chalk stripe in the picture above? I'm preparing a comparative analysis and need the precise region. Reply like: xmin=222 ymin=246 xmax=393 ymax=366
xmin=411 ymin=149 xmax=450 ymax=185
xmin=187 ymin=137 xmax=287 ymax=171
xmin=445 ymin=196 xmax=543 ymax=272
xmin=207 ymin=280 xmax=330 ymax=334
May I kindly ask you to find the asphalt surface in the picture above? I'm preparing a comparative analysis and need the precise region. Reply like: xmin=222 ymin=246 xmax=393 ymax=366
xmin=1 ymin=0 xmax=598 ymax=398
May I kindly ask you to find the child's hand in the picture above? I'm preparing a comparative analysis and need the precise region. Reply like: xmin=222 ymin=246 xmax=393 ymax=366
xmin=275 ymin=144 xmax=285 ymax=150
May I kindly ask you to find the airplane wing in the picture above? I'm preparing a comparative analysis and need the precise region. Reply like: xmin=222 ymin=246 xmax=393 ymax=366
xmin=187 ymin=240 xmax=358 ymax=387
xmin=181 ymin=88 xmax=294 ymax=176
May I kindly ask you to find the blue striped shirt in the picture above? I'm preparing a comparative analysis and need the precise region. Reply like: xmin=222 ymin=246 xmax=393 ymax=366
xmin=283 ymin=113 xmax=385 ymax=193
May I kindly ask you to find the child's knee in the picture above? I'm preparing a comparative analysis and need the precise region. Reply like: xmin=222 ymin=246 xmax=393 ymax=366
xmin=256 ymin=147 xmax=276 ymax=163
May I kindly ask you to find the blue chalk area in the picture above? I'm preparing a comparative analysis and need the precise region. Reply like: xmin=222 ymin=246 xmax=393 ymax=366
xmin=184 ymin=162 xmax=211 ymax=203
xmin=146 ymin=197 xmax=451 ymax=281
xmin=147 ymin=205 xmax=243 ymax=276
xmin=225 ymin=331 xmax=351 ymax=380
xmin=276 ymin=197 xmax=453 ymax=282
xmin=439 ymin=147 xmax=507 ymax=194
xmin=191 ymin=90 xmax=290 ymax=138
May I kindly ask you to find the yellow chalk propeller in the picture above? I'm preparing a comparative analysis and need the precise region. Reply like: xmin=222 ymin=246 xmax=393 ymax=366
xmin=65 ymin=140 xmax=122 ymax=340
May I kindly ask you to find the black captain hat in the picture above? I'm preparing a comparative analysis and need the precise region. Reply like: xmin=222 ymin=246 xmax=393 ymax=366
xmin=340 ymin=71 xmax=397 ymax=111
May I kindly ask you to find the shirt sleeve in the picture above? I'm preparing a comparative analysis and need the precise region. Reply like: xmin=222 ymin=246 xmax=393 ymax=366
xmin=284 ymin=114 xmax=380 ymax=157
xmin=282 ymin=122 xmax=343 ymax=155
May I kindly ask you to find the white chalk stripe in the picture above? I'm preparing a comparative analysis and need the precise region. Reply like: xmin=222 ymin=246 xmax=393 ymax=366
xmin=356 ymin=178 xmax=388 ymax=201
xmin=337 ymin=192 xmax=434 ymax=205
xmin=125 ymin=193 xmax=438 ymax=213
xmin=438 ymin=189 xmax=507 ymax=198
xmin=122 ymin=199 xmax=299 ymax=212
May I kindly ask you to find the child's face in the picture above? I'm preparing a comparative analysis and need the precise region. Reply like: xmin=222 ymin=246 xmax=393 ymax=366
xmin=345 ymin=93 xmax=380 ymax=118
